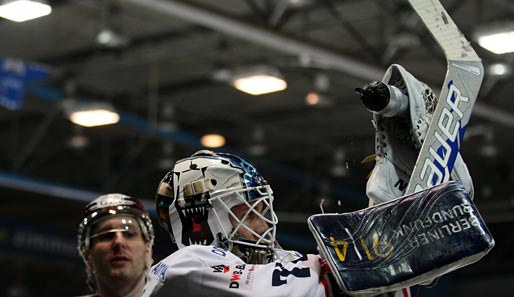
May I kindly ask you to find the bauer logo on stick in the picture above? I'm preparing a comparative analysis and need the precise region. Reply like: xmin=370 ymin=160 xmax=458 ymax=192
xmin=413 ymin=80 xmax=470 ymax=193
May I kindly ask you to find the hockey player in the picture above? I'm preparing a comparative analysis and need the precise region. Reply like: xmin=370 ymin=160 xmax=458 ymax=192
xmin=143 ymin=150 xmax=410 ymax=296
xmin=77 ymin=193 xmax=155 ymax=297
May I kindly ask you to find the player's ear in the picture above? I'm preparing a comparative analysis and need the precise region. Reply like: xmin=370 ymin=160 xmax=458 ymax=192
xmin=145 ymin=241 xmax=154 ymax=268
xmin=83 ymin=250 xmax=94 ymax=268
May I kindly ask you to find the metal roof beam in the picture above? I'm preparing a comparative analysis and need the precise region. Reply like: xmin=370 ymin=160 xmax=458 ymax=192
xmin=122 ymin=0 xmax=384 ymax=81
xmin=122 ymin=0 xmax=514 ymax=128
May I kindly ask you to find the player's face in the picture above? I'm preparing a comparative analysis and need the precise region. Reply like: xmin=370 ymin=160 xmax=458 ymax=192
xmin=86 ymin=215 xmax=151 ymax=287
xmin=229 ymin=200 xmax=269 ymax=241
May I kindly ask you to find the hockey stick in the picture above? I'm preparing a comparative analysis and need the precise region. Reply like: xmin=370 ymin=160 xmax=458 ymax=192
xmin=405 ymin=0 xmax=484 ymax=194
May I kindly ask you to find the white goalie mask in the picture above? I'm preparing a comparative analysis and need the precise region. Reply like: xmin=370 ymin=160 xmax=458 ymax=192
xmin=155 ymin=150 xmax=279 ymax=264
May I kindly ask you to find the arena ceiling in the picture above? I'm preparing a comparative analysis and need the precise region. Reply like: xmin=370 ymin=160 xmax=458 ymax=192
xmin=0 ymin=0 xmax=513 ymax=292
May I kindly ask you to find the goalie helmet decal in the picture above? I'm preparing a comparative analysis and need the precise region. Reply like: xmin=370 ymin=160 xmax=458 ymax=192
xmin=156 ymin=150 xmax=278 ymax=264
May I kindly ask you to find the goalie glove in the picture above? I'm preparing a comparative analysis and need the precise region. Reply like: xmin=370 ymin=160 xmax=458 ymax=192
xmin=357 ymin=64 xmax=474 ymax=204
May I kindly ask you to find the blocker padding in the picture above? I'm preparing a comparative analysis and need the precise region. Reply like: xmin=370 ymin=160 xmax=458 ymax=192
xmin=308 ymin=181 xmax=494 ymax=296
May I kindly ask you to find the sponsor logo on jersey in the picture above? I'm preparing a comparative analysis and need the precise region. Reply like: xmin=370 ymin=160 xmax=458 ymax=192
xmin=244 ymin=265 xmax=255 ymax=287
xmin=229 ymin=264 xmax=246 ymax=289
xmin=211 ymin=264 xmax=230 ymax=273
xmin=394 ymin=178 xmax=408 ymax=192
xmin=211 ymin=246 xmax=227 ymax=257
xmin=151 ymin=262 xmax=169 ymax=282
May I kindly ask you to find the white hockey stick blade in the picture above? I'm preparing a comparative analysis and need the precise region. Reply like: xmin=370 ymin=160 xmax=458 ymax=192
xmin=405 ymin=0 xmax=484 ymax=194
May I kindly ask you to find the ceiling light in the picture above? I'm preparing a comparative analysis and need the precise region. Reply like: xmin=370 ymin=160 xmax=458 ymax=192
xmin=305 ymin=73 xmax=334 ymax=107
xmin=70 ymin=109 xmax=120 ymax=127
xmin=201 ymin=133 xmax=226 ymax=148
xmin=287 ymin=0 xmax=312 ymax=7
xmin=247 ymin=127 xmax=267 ymax=156
xmin=475 ymin=24 xmax=514 ymax=54
xmin=158 ymin=141 xmax=175 ymax=170
xmin=330 ymin=148 xmax=348 ymax=177
xmin=479 ymin=143 xmax=498 ymax=158
xmin=231 ymin=66 xmax=287 ymax=95
xmin=305 ymin=92 xmax=334 ymax=107
xmin=477 ymin=31 xmax=514 ymax=54
xmin=248 ymin=144 xmax=267 ymax=156
xmin=479 ymin=128 xmax=497 ymax=158
xmin=0 ymin=0 xmax=51 ymax=22
xmin=305 ymin=92 xmax=321 ymax=105
xmin=96 ymin=27 xmax=128 ymax=48
xmin=69 ymin=134 xmax=90 ymax=149
xmin=63 ymin=100 xmax=120 ymax=127
xmin=487 ymin=63 xmax=512 ymax=76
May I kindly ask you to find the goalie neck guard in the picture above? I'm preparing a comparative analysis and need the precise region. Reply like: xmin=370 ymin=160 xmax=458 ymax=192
xmin=156 ymin=150 xmax=279 ymax=264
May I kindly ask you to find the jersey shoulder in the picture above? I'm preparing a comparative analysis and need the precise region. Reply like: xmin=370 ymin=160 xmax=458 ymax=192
xmin=274 ymin=249 xmax=304 ymax=263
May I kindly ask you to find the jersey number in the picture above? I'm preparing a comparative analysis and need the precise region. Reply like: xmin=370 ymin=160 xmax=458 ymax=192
xmin=272 ymin=262 xmax=310 ymax=286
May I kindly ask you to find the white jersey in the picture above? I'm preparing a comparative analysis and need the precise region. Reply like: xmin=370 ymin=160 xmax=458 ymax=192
xmin=142 ymin=245 xmax=331 ymax=297
xmin=142 ymin=245 xmax=411 ymax=297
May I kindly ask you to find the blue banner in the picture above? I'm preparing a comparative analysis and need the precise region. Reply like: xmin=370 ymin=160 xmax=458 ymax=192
xmin=0 ymin=57 xmax=49 ymax=110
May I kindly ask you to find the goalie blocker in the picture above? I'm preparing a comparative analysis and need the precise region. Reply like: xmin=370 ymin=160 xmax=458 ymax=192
xmin=308 ymin=181 xmax=494 ymax=296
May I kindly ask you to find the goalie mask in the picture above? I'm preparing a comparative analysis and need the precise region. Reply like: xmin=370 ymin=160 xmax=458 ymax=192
xmin=156 ymin=150 xmax=278 ymax=264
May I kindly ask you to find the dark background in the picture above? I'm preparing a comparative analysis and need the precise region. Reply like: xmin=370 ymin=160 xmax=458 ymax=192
xmin=0 ymin=0 xmax=513 ymax=296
